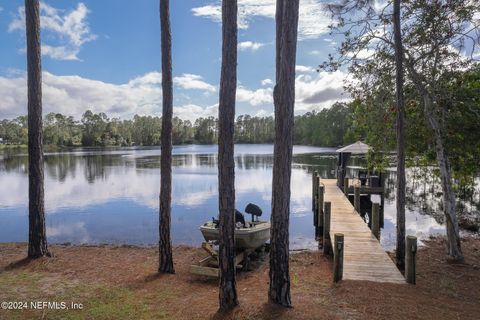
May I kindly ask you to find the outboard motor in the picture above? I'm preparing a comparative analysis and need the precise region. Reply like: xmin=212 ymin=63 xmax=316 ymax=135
xmin=235 ymin=209 xmax=246 ymax=227
xmin=211 ymin=217 xmax=220 ymax=228
xmin=245 ymin=203 xmax=262 ymax=223
xmin=214 ymin=210 xmax=246 ymax=228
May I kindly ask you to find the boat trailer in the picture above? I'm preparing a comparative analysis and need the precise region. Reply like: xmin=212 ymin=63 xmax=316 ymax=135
xmin=190 ymin=241 xmax=259 ymax=278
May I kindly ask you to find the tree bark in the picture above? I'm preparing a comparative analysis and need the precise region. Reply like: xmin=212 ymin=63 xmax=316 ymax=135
xmin=269 ymin=0 xmax=299 ymax=308
xmin=25 ymin=0 xmax=48 ymax=259
xmin=159 ymin=0 xmax=174 ymax=274
xmin=393 ymin=0 xmax=406 ymax=271
xmin=218 ymin=0 xmax=238 ymax=311
xmin=423 ymin=95 xmax=464 ymax=261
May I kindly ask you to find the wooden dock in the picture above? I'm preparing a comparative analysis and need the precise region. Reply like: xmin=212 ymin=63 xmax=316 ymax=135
xmin=321 ymin=179 xmax=405 ymax=283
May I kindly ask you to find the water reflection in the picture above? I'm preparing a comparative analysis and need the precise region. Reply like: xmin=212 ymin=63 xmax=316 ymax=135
xmin=0 ymin=144 xmax=465 ymax=251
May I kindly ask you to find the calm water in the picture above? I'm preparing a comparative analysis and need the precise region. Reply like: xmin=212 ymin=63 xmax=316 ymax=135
xmin=0 ymin=144 xmax=448 ymax=250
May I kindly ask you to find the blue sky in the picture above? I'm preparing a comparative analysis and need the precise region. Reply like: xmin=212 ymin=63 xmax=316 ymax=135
xmin=0 ymin=0 xmax=349 ymax=121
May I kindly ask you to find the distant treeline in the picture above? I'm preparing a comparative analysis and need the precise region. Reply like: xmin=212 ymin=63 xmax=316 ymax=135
xmin=0 ymin=103 xmax=354 ymax=147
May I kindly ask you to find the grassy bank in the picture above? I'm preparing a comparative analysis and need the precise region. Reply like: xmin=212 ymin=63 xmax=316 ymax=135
xmin=1 ymin=237 xmax=479 ymax=320
xmin=0 ymin=144 xmax=81 ymax=152
xmin=0 ymin=144 xmax=27 ymax=150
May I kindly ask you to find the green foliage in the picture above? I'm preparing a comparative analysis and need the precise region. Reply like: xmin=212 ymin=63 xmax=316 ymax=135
xmin=443 ymin=66 xmax=480 ymax=181
xmin=323 ymin=0 xmax=480 ymax=206
xmin=0 ymin=116 xmax=28 ymax=145
xmin=194 ymin=116 xmax=217 ymax=144
xmin=0 ymin=108 xmax=351 ymax=148
xmin=294 ymin=102 xmax=354 ymax=146
xmin=236 ymin=115 xmax=275 ymax=144
xmin=44 ymin=113 xmax=81 ymax=146
xmin=131 ymin=114 xmax=162 ymax=146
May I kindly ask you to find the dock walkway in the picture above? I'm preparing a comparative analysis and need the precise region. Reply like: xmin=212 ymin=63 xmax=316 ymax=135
xmin=322 ymin=179 xmax=405 ymax=283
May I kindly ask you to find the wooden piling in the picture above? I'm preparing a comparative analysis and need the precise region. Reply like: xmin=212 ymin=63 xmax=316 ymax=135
xmin=316 ymin=185 xmax=324 ymax=241
xmin=323 ymin=201 xmax=331 ymax=255
xmin=405 ymin=236 xmax=417 ymax=284
xmin=343 ymin=177 xmax=349 ymax=195
xmin=314 ymin=175 xmax=320 ymax=229
xmin=312 ymin=171 xmax=318 ymax=212
xmin=380 ymin=195 xmax=385 ymax=228
xmin=371 ymin=203 xmax=380 ymax=239
xmin=316 ymin=179 xmax=405 ymax=283
xmin=354 ymin=186 xmax=360 ymax=212
xmin=317 ymin=185 xmax=324 ymax=228
xmin=333 ymin=233 xmax=344 ymax=282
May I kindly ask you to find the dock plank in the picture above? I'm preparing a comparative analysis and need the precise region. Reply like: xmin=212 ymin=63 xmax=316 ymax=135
xmin=321 ymin=179 xmax=405 ymax=284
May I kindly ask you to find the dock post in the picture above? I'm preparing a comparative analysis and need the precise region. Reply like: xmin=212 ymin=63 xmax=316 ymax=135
xmin=354 ymin=186 xmax=360 ymax=213
xmin=380 ymin=195 xmax=385 ymax=228
xmin=343 ymin=177 xmax=349 ymax=195
xmin=314 ymin=176 xmax=320 ymax=237
xmin=371 ymin=203 xmax=380 ymax=239
xmin=333 ymin=233 xmax=344 ymax=282
xmin=313 ymin=174 xmax=320 ymax=229
xmin=317 ymin=185 xmax=324 ymax=241
xmin=405 ymin=236 xmax=417 ymax=284
xmin=323 ymin=202 xmax=332 ymax=255
xmin=312 ymin=171 xmax=318 ymax=212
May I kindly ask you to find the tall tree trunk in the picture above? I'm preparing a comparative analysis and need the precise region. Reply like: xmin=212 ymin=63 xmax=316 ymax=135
xmin=393 ymin=0 xmax=406 ymax=271
xmin=158 ymin=0 xmax=174 ymax=274
xmin=405 ymin=59 xmax=464 ymax=262
xmin=423 ymin=95 xmax=464 ymax=261
xmin=26 ymin=0 xmax=48 ymax=259
xmin=269 ymin=0 xmax=299 ymax=307
xmin=218 ymin=0 xmax=238 ymax=311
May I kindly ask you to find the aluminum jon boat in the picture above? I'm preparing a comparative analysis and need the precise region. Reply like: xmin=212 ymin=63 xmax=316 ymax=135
xmin=200 ymin=203 xmax=270 ymax=250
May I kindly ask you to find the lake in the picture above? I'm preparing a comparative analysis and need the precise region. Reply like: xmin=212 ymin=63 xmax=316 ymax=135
xmin=0 ymin=144 xmax=448 ymax=251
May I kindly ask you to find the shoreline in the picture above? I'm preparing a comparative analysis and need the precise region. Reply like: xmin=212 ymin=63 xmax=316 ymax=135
xmin=1 ymin=235 xmax=479 ymax=319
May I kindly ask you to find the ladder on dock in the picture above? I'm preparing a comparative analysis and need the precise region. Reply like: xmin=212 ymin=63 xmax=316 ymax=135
xmin=320 ymin=179 xmax=405 ymax=284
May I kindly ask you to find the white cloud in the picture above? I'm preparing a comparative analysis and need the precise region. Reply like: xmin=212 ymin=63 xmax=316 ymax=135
xmin=192 ymin=0 xmax=331 ymax=40
xmin=239 ymin=71 xmax=349 ymax=112
xmin=42 ymin=45 xmax=80 ymax=61
xmin=298 ymin=0 xmax=333 ymax=40
xmin=239 ymin=41 xmax=266 ymax=51
xmin=173 ymin=74 xmax=217 ymax=92
xmin=0 ymin=71 xmax=219 ymax=120
xmin=8 ymin=7 xmax=25 ymax=32
xmin=323 ymin=38 xmax=337 ymax=47
xmin=237 ymin=86 xmax=273 ymax=106
xmin=373 ymin=0 xmax=390 ymax=14
xmin=254 ymin=109 xmax=272 ymax=117
xmin=295 ymin=65 xmax=316 ymax=73
xmin=191 ymin=5 xmax=222 ymax=24
xmin=295 ymin=70 xmax=350 ymax=112
xmin=261 ymin=78 xmax=273 ymax=86
xmin=8 ymin=2 xmax=97 ymax=61
xmin=346 ymin=48 xmax=376 ymax=60
xmin=0 ymin=67 xmax=349 ymax=122
xmin=173 ymin=104 xmax=218 ymax=122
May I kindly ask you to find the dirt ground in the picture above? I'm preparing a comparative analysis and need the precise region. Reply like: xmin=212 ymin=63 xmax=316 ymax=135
xmin=0 ymin=236 xmax=479 ymax=320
